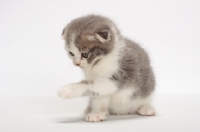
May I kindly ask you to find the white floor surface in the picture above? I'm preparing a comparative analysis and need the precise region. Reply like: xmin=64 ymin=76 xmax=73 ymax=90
xmin=0 ymin=94 xmax=200 ymax=132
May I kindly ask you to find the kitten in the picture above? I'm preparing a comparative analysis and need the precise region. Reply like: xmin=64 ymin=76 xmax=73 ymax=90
xmin=58 ymin=15 xmax=156 ymax=122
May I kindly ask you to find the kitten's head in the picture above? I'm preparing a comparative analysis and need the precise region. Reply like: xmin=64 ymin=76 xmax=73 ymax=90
xmin=62 ymin=15 xmax=119 ymax=69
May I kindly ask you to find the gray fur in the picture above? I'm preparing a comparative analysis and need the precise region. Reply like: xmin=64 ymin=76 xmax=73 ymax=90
xmin=87 ymin=46 xmax=108 ymax=64
xmin=111 ymin=39 xmax=155 ymax=97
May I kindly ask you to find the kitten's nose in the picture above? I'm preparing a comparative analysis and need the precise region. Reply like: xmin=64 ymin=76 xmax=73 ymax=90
xmin=75 ymin=59 xmax=81 ymax=66
xmin=75 ymin=61 xmax=80 ymax=66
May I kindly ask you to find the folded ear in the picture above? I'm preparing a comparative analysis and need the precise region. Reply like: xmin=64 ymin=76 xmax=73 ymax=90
xmin=61 ymin=28 xmax=65 ymax=36
xmin=61 ymin=28 xmax=66 ymax=39
xmin=95 ymin=29 xmax=111 ymax=43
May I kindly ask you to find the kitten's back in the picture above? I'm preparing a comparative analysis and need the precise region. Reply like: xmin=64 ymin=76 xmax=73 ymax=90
xmin=112 ymin=38 xmax=155 ymax=97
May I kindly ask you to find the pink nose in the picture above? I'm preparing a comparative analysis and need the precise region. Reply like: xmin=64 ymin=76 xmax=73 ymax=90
xmin=75 ymin=62 xmax=80 ymax=66
xmin=74 ymin=59 xmax=81 ymax=66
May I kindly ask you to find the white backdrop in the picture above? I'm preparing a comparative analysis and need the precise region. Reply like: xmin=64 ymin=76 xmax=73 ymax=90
xmin=0 ymin=0 xmax=199 ymax=95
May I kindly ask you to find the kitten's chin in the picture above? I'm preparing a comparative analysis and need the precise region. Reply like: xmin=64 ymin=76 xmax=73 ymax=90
xmin=79 ymin=62 xmax=88 ymax=69
xmin=79 ymin=65 xmax=87 ymax=69
xmin=73 ymin=65 xmax=86 ymax=69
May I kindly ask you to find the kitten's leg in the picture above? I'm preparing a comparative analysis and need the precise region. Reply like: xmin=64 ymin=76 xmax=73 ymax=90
xmin=57 ymin=83 xmax=87 ymax=99
xmin=57 ymin=80 xmax=94 ymax=99
xmin=57 ymin=78 xmax=118 ymax=99
xmin=89 ymin=78 xmax=118 ymax=96
xmin=85 ymin=96 xmax=110 ymax=122
xmin=84 ymin=106 xmax=92 ymax=115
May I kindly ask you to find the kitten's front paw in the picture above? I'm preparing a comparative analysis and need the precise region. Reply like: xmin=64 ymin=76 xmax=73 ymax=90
xmin=85 ymin=112 xmax=107 ymax=122
xmin=57 ymin=86 xmax=75 ymax=99
xmin=57 ymin=84 xmax=82 ymax=99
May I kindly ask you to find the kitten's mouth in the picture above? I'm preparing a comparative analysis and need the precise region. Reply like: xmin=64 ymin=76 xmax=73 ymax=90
xmin=74 ymin=64 xmax=83 ymax=68
xmin=79 ymin=64 xmax=86 ymax=69
xmin=79 ymin=65 xmax=84 ymax=68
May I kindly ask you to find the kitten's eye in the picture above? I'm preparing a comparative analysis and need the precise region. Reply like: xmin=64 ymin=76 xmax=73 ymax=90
xmin=82 ymin=53 xmax=89 ymax=58
xmin=69 ymin=52 xmax=74 ymax=56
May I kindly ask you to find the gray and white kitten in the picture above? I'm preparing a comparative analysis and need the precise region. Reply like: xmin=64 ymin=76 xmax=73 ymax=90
xmin=58 ymin=15 xmax=156 ymax=122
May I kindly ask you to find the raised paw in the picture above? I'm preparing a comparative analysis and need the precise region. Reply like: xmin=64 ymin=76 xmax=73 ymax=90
xmin=57 ymin=86 xmax=75 ymax=99
xmin=137 ymin=105 xmax=156 ymax=116
xmin=57 ymin=84 xmax=84 ymax=99
xmin=85 ymin=112 xmax=107 ymax=122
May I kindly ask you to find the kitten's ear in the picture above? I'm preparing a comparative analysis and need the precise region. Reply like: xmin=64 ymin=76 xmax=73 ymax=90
xmin=95 ymin=29 xmax=111 ymax=43
xmin=86 ymin=29 xmax=111 ymax=43
xmin=62 ymin=28 xmax=65 ymax=36
xmin=61 ymin=28 xmax=65 ymax=39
